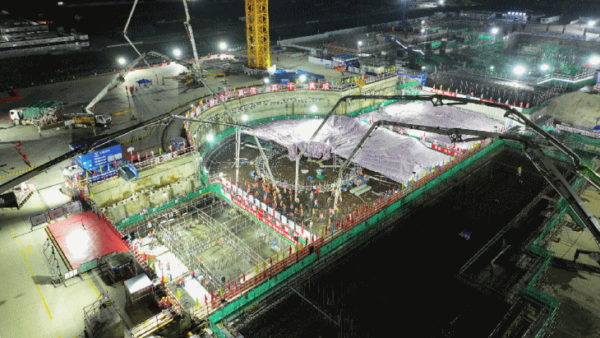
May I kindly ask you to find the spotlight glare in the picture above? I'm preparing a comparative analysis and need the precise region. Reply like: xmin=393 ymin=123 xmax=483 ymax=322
xmin=310 ymin=105 xmax=318 ymax=113
xmin=172 ymin=48 xmax=182 ymax=58
xmin=513 ymin=65 xmax=526 ymax=76
xmin=206 ymin=133 xmax=215 ymax=142
xmin=117 ymin=57 xmax=127 ymax=66
xmin=298 ymin=74 xmax=307 ymax=82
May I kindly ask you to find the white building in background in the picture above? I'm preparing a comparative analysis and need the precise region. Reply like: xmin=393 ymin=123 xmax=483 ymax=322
xmin=0 ymin=11 xmax=89 ymax=59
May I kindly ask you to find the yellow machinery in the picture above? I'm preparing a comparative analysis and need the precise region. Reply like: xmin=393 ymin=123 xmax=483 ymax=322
xmin=245 ymin=0 xmax=270 ymax=69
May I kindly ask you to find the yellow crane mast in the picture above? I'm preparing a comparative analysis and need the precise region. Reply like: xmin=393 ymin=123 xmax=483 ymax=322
xmin=245 ymin=0 xmax=271 ymax=69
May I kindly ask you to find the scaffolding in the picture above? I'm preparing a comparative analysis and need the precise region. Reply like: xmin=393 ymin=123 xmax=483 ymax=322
xmin=151 ymin=194 xmax=279 ymax=292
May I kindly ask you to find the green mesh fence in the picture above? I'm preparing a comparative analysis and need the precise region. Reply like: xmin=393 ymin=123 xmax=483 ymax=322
xmin=113 ymin=187 xmax=212 ymax=231
xmin=397 ymin=81 xmax=421 ymax=89
xmin=563 ymin=133 xmax=600 ymax=153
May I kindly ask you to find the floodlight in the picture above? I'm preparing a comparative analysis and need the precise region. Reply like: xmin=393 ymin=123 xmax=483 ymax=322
xmin=491 ymin=27 xmax=499 ymax=35
xmin=310 ymin=105 xmax=318 ymax=113
xmin=263 ymin=77 xmax=270 ymax=84
xmin=298 ymin=74 xmax=307 ymax=82
xmin=540 ymin=64 xmax=550 ymax=71
xmin=206 ymin=133 xmax=215 ymax=142
xmin=241 ymin=114 xmax=249 ymax=122
xmin=218 ymin=41 xmax=228 ymax=51
xmin=512 ymin=65 xmax=526 ymax=76
xmin=117 ymin=57 xmax=127 ymax=66
xmin=172 ymin=48 xmax=182 ymax=58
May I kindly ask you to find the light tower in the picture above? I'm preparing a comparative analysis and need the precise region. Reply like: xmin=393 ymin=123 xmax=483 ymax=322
xmin=246 ymin=0 xmax=271 ymax=69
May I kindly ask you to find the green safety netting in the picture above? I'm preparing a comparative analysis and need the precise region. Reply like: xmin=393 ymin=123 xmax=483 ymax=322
xmin=22 ymin=101 xmax=63 ymax=119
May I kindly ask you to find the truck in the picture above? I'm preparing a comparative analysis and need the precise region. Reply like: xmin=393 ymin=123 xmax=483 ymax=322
xmin=63 ymin=114 xmax=112 ymax=129
xmin=9 ymin=101 xmax=111 ymax=129
xmin=9 ymin=101 xmax=63 ymax=126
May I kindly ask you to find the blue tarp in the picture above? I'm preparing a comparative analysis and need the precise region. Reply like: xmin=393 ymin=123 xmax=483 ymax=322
xmin=136 ymin=79 xmax=152 ymax=84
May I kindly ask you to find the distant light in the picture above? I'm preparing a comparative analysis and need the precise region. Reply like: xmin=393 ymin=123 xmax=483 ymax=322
xmin=421 ymin=20 xmax=426 ymax=25
xmin=218 ymin=172 xmax=224 ymax=177
xmin=489 ymin=65 xmax=495 ymax=70
xmin=57 ymin=1 xmax=64 ymax=6
xmin=588 ymin=21 xmax=597 ymax=28
xmin=206 ymin=133 xmax=215 ymax=142
xmin=540 ymin=64 xmax=550 ymax=71
xmin=263 ymin=77 xmax=270 ymax=84
xmin=491 ymin=27 xmax=499 ymax=35
xmin=117 ymin=57 xmax=127 ymax=66
xmin=172 ymin=48 xmax=182 ymax=58
xmin=298 ymin=74 xmax=307 ymax=82
xmin=589 ymin=55 xmax=600 ymax=65
xmin=420 ymin=28 xmax=425 ymax=33
xmin=421 ymin=66 xmax=426 ymax=70
xmin=218 ymin=41 xmax=228 ymax=51
xmin=357 ymin=40 xmax=363 ymax=47
xmin=241 ymin=114 xmax=249 ymax=122
xmin=310 ymin=105 xmax=318 ymax=113
xmin=513 ymin=65 xmax=526 ymax=76
xmin=438 ymin=0 xmax=444 ymax=5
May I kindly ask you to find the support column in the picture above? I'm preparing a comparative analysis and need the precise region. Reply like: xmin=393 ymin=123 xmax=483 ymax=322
xmin=235 ymin=128 xmax=241 ymax=184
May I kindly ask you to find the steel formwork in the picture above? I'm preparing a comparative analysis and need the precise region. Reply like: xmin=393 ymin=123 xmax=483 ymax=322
xmin=150 ymin=193 xmax=280 ymax=293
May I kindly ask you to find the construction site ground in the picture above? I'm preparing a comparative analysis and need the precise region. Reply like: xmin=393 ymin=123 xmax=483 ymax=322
xmin=543 ymin=185 xmax=600 ymax=337
xmin=0 ymin=50 xmax=344 ymax=186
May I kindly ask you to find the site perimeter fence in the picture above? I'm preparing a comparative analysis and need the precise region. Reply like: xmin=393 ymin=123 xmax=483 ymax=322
xmin=203 ymin=138 xmax=501 ymax=334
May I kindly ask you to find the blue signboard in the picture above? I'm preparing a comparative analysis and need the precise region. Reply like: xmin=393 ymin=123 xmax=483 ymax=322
xmin=76 ymin=144 xmax=123 ymax=171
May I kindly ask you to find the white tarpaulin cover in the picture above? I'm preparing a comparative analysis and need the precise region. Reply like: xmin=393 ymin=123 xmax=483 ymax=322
xmin=364 ymin=102 xmax=505 ymax=148
xmin=244 ymin=102 xmax=502 ymax=184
